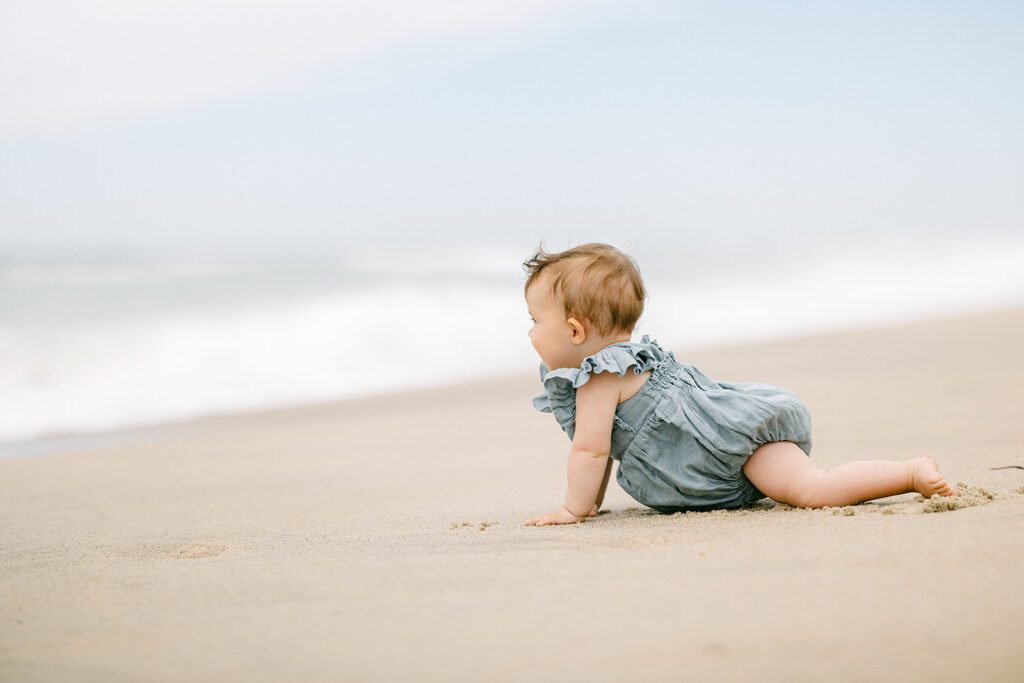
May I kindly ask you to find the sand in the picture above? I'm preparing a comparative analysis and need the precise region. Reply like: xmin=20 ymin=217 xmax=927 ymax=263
xmin=2 ymin=306 xmax=1024 ymax=682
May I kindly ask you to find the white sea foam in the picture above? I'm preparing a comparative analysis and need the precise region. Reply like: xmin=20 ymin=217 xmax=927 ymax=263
xmin=643 ymin=235 xmax=1024 ymax=351
xmin=1 ymin=235 xmax=1021 ymax=449
xmin=0 ymin=278 xmax=533 ymax=444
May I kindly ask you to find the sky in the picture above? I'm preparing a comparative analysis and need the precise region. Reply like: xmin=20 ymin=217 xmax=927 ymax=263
xmin=1 ymin=0 xmax=1022 ymax=262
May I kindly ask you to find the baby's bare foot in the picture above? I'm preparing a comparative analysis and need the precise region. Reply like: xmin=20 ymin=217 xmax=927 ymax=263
xmin=909 ymin=456 xmax=955 ymax=498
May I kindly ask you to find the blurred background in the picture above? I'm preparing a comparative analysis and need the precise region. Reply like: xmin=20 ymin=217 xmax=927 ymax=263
xmin=1 ymin=0 xmax=1022 ymax=450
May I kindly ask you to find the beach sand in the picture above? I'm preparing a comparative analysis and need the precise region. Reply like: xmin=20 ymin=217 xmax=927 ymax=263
xmin=2 ymin=306 xmax=1023 ymax=682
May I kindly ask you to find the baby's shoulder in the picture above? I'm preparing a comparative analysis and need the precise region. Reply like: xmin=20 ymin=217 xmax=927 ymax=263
xmin=577 ymin=364 xmax=652 ymax=405
xmin=619 ymin=367 xmax=653 ymax=404
xmin=533 ymin=335 xmax=667 ymax=416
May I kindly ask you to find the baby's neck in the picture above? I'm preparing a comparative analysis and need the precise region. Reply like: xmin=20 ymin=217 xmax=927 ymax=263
xmin=572 ymin=331 xmax=632 ymax=364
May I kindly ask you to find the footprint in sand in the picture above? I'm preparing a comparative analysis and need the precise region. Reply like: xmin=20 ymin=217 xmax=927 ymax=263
xmin=115 ymin=541 xmax=227 ymax=560
xmin=174 ymin=542 xmax=227 ymax=559
xmin=449 ymin=521 xmax=499 ymax=531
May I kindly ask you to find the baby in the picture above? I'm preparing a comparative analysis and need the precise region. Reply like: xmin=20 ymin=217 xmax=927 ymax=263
xmin=523 ymin=242 xmax=955 ymax=526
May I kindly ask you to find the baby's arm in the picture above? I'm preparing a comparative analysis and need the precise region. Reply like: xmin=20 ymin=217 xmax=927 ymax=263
xmin=526 ymin=372 xmax=620 ymax=526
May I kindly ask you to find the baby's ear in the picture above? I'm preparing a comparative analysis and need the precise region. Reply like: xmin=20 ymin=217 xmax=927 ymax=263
xmin=566 ymin=317 xmax=588 ymax=344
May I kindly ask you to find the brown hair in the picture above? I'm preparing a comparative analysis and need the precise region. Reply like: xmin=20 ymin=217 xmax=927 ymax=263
xmin=522 ymin=241 xmax=646 ymax=337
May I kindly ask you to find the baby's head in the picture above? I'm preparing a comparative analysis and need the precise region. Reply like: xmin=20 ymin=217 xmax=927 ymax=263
xmin=522 ymin=242 xmax=646 ymax=369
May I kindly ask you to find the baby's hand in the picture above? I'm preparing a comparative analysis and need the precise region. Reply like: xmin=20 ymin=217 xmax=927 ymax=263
xmin=525 ymin=506 xmax=586 ymax=527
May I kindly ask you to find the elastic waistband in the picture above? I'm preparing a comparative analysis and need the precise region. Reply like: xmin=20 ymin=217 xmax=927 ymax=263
xmin=647 ymin=353 xmax=682 ymax=390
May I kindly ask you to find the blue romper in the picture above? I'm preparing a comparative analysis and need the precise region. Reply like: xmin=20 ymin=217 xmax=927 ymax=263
xmin=532 ymin=335 xmax=813 ymax=513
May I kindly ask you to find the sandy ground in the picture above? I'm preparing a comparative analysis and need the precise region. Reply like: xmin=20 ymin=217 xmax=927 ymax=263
xmin=2 ymin=306 xmax=1024 ymax=682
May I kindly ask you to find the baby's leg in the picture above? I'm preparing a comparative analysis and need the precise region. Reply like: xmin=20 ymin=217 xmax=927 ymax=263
xmin=742 ymin=441 xmax=955 ymax=508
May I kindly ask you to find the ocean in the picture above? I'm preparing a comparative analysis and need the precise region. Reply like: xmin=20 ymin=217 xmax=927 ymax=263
xmin=2 ymin=234 xmax=1022 ymax=457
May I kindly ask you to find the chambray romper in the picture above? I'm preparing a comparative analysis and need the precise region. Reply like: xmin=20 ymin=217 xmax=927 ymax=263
xmin=532 ymin=335 xmax=813 ymax=513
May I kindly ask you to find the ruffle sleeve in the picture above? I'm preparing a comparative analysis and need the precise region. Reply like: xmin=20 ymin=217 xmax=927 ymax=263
xmin=531 ymin=335 xmax=667 ymax=438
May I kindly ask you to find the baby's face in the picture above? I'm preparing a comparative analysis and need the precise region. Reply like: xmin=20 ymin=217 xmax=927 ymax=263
xmin=525 ymin=280 xmax=579 ymax=370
